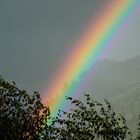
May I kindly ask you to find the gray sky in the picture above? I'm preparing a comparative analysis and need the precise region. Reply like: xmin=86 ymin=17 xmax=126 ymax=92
xmin=0 ymin=0 xmax=140 ymax=91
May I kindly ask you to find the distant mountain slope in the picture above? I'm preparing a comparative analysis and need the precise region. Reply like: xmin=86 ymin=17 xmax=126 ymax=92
xmin=87 ymin=55 xmax=140 ymax=134
xmin=88 ymin=55 xmax=140 ymax=98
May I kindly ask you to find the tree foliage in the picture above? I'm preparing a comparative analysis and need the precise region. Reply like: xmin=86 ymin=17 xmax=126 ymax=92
xmin=0 ymin=77 xmax=50 ymax=140
xmin=49 ymin=94 xmax=133 ymax=140
xmin=136 ymin=115 xmax=140 ymax=140
xmin=0 ymin=76 xmax=140 ymax=140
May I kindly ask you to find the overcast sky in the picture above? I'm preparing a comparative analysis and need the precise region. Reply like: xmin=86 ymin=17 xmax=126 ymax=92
xmin=0 ymin=0 xmax=140 ymax=92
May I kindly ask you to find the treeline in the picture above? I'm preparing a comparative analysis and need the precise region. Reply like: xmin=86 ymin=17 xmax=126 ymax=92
xmin=0 ymin=77 xmax=140 ymax=140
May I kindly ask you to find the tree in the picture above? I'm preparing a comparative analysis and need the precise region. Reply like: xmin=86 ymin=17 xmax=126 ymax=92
xmin=136 ymin=115 xmax=140 ymax=140
xmin=49 ymin=94 xmax=133 ymax=140
xmin=0 ymin=77 xmax=50 ymax=140
xmin=1 ymin=76 xmax=140 ymax=140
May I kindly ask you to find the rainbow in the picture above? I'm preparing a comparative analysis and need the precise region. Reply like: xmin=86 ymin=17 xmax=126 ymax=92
xmin=43 ymin=1 xmax=140 ymax=118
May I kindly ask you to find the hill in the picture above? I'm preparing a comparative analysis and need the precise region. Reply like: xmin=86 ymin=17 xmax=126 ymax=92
xmin=87 ymin=55 xmax=140 ymax=134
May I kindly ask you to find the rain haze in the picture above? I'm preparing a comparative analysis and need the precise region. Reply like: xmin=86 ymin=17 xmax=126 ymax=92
xmin=0 ymin=0 xmax=140 ymax=92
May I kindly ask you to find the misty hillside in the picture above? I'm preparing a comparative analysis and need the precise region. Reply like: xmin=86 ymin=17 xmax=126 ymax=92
xmin=88 ymin=55 xmax=140 ymax=134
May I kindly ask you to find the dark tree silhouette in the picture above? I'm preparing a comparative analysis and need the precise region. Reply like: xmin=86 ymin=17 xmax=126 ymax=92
xmin=1 ymin=76 xmax=140 ymax=140
xmin=136 ymin=115 xmax=140 ymax=140
xmin=0 ymin=77 xmax=50 ymax=140
xmin=49 ymin=94 xmax=133 ymax=140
